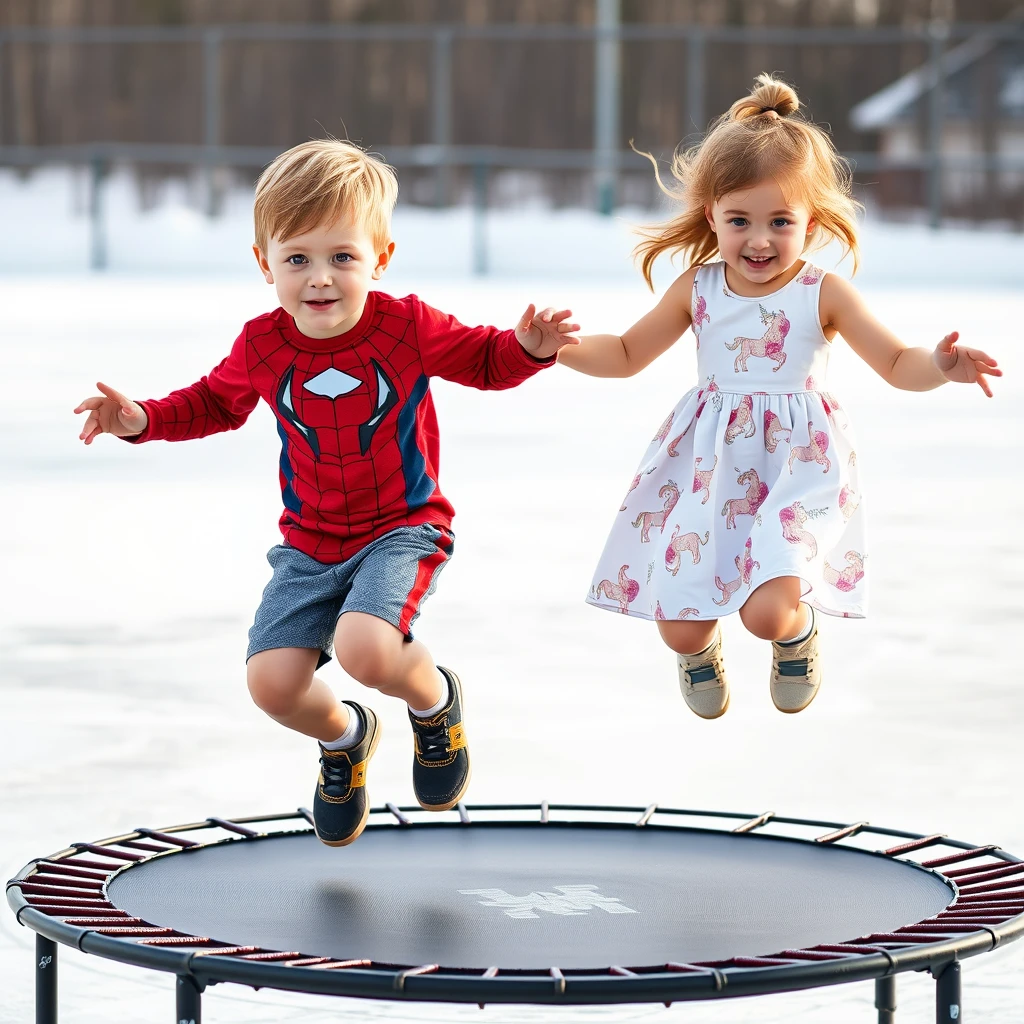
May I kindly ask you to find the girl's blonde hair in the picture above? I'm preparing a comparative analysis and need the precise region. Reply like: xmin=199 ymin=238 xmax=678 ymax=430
xmin=634 ymin=74 xmax=861 ymax=289
xmin=254 ymin=139 xmax=398 ymax=253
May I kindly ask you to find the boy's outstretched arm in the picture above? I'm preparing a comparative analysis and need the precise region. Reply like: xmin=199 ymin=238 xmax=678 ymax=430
xmin=514 ymin=304 xmax=580 ymax=360
xmin=76 ymin=382 xmax=148 ymax=444
xmin=557 ymin=268 xmax=695 ymax=378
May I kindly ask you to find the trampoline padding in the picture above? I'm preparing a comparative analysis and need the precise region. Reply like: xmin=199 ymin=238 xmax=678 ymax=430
xmin=107 ymin=824 xmax=954 ymax=969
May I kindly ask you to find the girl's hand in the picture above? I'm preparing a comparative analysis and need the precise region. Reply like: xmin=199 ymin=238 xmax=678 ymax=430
xmin=515 ymin=304 xmax=581 ymax=360
xmin=74 ymin=382 xmax=148 ymax=444
xmin=932 ymin=332 xmax=1002 ymax=398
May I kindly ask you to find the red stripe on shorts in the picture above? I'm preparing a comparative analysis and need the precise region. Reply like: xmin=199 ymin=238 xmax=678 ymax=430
xmin=398 ymin=528 xmax=452 ymax=635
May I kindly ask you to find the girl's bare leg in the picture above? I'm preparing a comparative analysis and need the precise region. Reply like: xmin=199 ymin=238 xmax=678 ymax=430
xmin=657 ymin=618 xmax=720 ymax=655
xmin=739 ymin=576 xmax=807 ymax=640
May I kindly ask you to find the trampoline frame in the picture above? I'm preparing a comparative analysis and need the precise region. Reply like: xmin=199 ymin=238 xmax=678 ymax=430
xmin=7 ymin=802 xmax=1024 ymax=1023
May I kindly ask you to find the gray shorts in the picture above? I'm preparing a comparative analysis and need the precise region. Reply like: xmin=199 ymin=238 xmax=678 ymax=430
xmin=247 ymin=524 xmax=454 ymax=668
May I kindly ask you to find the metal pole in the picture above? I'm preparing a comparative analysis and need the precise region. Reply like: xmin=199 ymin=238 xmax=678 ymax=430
xmin=926 ymin=21 xmax=948 ymax=231
xmin=176 ymin=975 xmax=202 ymax=1024
xmin=593 ymin=0 xmax=620 ymax=215
xmin=875 ymin=975 xmax=897 ymax=1024
xmin=202 ymin=29 xmax=222 ymax=218
xmin=934 ymin=961 xmax=961 ymax=1023
xmin=432 ymin=28 xmax=452 ymax=208
xmin=89 ymin=155 xmax=107 ymax=271
xmin=0 ymin=34 xmax=6 ymax=149
xmin=471 ymin=162 xmax=487 ymax=276
xmin=35 ymin=935 xmax=57 ymax=1024
xmin=687 ymin=29 xmax=705 ymax=137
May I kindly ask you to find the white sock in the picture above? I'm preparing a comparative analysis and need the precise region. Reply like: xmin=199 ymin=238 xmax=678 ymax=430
xmin=409 ymin=671 xmax=450 ymax=719
xmin=321 ymin=707 xmax=364 ymax=750
xmin=780 ymin=605 xmax=813 ymax=645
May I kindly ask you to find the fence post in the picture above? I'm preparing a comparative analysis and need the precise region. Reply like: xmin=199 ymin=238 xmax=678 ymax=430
xmin=926 ymin=20 xmax=948 ymax=231
xmin=0 ymin=33 xmax=5 ymax=149
xmin=432 ymin=28 xmax=453 ymax=208
xmin=89 ymin=154 xmax=108 ymax=271
xmin=203 ymin=28 xmax=223 ymax=218
xmin=687 ymin=29 xmax=705 ymax=137
xmin=472 ymin=162 xmax=487 ymax=275
xmin=594 ymin=0 xmax=620 ymax=215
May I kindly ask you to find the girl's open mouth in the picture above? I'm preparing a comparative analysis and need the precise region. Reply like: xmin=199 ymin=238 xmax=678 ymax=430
xmin=743 ymin=255 xmax=775 ymax=268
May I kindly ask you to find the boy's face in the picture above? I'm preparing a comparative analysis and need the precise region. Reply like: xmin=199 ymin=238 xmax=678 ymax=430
xmin=254 ymin=210 xmax=394 ymax=339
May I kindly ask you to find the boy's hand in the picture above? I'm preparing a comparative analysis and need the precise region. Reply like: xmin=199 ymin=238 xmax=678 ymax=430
xmin=515 ymin=304 xmax=581 ymax=360
xmin=932 ymin=331 xmax=1002 ymax=398
xmin=75 ymin=382 xmax=149 ymax=444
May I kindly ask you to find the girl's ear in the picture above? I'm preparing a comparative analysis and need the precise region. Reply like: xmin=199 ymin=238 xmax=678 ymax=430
xmin=704 ymin=205 xmax=716 ymax=232
xmin=806 ymin=215 xmax=817 ymax=235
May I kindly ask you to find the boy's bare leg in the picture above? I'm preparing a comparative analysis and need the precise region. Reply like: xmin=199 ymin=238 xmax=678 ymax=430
xmin=333 ymin=611 xmax=444 ymax=710
xmin=246 ymin=647 xmax=353 ymax=743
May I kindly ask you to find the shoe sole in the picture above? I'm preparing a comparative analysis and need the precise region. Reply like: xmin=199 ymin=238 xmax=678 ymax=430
xmin=315 ymin=721 xmax=382 ymax=848
xmin=771 ymin=688 xmax=819 ymax=715
xmin=688 ymin=692 xmax=731 ymax=720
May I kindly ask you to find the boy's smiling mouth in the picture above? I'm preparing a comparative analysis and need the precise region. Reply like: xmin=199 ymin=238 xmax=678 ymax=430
xmin=304 ymin=299 xmax=339 ymax=310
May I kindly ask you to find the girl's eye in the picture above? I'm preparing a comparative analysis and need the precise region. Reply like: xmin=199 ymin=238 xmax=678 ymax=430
xmin=729 ymin=218 xmax=747 ymax=227
xmin=772 ymin=218 xmax=791 ymax=228
xmin=287 ymin=255 xmax=307 ymax=266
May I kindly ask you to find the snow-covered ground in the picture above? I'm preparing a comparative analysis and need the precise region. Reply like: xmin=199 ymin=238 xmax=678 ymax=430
xmin=1 ymin=173 xmax=1023 ymax=1022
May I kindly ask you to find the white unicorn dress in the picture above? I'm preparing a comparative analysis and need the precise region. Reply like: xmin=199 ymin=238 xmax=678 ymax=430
xmin=588 ymin=261 xmax=866 ymax=621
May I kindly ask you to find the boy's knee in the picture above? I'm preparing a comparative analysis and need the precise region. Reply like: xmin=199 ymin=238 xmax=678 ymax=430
xmin=247 ymin=658 xmax=308 ymax=717
xmin=336 ymin=639 xmax=397 ymax=690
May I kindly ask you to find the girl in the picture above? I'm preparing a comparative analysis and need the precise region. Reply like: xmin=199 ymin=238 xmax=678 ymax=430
xmin=559 ymin=75 xmax=1000 ymax=719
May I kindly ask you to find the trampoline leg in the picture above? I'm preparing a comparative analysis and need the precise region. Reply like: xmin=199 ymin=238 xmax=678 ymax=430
xmin=36 ymin=935 xmax=57 ymax=1024
xmin=934 ymin=961 xmax=961 ymax=1023
xmin=176 ymin=975 xmax=202 ymax=1024
xmin=875 ymin=975 xmax=896 ymax=1023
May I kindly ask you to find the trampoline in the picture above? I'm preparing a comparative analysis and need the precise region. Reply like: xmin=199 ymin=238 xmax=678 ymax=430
xmin=8 ymin=803 xmax=1024 ymax=1023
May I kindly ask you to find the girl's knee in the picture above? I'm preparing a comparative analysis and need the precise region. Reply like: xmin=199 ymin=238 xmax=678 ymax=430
xmin=657 ymin=618 xmax=718 ymax=655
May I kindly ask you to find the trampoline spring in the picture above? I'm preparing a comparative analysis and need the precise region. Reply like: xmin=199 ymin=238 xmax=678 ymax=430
xmin=549 ymin=967 xmax=565 ymax=994
xmin=732 ymin=811 xmax=775 ymax=833
xmin=482 ymin=966 xmax=499 ymax=978
xmin=35 ymin=862 xmax=109 ymax=881
xmin=540 ymin=801 xmax=549 ymax=823
xmin=117 ymin=840 xmax=174 ymax=854
xmin=957 ymin=877 xmax=1024 ymax=897
xmin=28 ymin=874 xmax=103 ymax=891
xmin=635 ymin=804 xmax=657 ymax=827
xmin=312 ymin=959 xmax=373 ymax=970
xmin=100 ymin=926 xmax=177 ymax=936
xmin=206 ymin=817 xmax=261 ymax=838
xmin=457 ymin=802 xmax=470 ymax=824
xmin=48 ymin=857 xmax=122 ymax=872
xmin=133 ymin=828 xmax=199 ymax=849
xmin=882 ymin=834 xmax=947 ymax=857
xmin=191 ymin=946 xmax=262 ymax=957
xmin=944 ymin=862 xmax=1024 ymax=885
xmin=386 ymin=803 xmax=411 ymax=825
xmin=922 ymin=845 xmax=1000 ymax=869
xmin=394 ymin=964 xmax=439 ymax=992
xmin=610 ymin=965 xmax=636 ymax=975
xmin=71 ymin=842 xmax=145 ymax=862
xmin=815 ymin=821 xmax=869 ymax=844
xmin=296 ymin=807 xmax=314 ymax=825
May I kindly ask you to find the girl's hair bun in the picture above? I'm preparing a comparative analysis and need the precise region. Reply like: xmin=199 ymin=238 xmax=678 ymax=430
xmin=728 ymin=74 xmax=800 ymax=122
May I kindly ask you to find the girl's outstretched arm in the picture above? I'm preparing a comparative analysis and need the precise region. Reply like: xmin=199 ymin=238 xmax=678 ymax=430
xmin=823 ymin=275 xmax=1002 ymax=396
xmin=558 ymin=267 xmax=696 ymax=378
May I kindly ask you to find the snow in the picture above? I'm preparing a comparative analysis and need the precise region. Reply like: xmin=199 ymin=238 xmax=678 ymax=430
xmin=1 ymin=172 xmax=1023 ymax=1021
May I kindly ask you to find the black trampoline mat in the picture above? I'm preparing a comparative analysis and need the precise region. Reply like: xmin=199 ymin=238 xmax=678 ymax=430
xmin=107 ymin=824 xmax=953 ymax=969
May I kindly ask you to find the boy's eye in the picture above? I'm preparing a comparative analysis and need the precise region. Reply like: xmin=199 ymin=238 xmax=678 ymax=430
xmin=333 ymin=253 xmax=352 ymax=263
xmin=287 ymin=255 xmax=307 ymax=266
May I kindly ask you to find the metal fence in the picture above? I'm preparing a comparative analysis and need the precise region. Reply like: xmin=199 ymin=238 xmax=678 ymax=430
xmin=1 ymin=15 xmax=1021 ymax=269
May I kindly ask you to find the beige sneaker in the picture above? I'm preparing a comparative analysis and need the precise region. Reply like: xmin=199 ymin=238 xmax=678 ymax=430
xmin=677 ymin=629 xmax=730 ymax=719
xmin=770 ymin=606 xmax=822 ymax=714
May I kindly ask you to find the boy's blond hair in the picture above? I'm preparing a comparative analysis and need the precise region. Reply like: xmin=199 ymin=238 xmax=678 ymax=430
xmin=254 ymin=139 xmax=398 ymax=253
xmin=634 ymin=74 xmax=862 ymax=289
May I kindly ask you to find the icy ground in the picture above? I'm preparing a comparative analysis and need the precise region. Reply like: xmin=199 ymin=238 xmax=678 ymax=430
xmin=1 ymin=185 xmax=1023 ymax=1022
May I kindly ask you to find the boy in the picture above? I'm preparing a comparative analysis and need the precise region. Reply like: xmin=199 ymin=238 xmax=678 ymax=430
xmin=74 ymin=140 xmax=579 ymax=847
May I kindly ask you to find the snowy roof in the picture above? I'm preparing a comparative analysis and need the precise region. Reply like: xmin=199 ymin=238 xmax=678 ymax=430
xmin=849 ymin=30 xmax=1013 ymax=130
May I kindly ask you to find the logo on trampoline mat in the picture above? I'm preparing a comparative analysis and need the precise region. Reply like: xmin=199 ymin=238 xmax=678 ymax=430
xmin=459 ymin=884 xmax=638 ymax=919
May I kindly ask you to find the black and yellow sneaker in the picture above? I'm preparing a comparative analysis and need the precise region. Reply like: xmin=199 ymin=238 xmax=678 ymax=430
xmin=408 ymin=666 xmax=471 ymax=811
xmin=312 ymin=701 xmax=380 ymax=847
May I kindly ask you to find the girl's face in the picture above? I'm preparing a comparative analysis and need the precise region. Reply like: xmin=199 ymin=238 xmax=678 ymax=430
xmin=705 ymin=179 xmax=816 ymax=295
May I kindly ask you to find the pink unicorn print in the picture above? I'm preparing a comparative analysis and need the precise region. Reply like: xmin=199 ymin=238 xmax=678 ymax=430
xmin=692 ymin=291 xmax=710 ymax=343
xmin=779 ymin=502 xmax=818 ymax=561
xmin=665 ymin=527 xmax=710 ymax=575
xmin=668 ymin=379 xmax=722 ymax=456
xmin=725 ymin=304 xmax=790 ymax=373
xmin=654 ymin=601 xmax=666 ymax=620
xmin=656 ymin=602 xmax=701 ymax=620
xmin=724 ymin=395 xmax=756 ymax=444
xmin=821 ymin=392 xmax=847 ymax=429
xmin=632 ymin=481 xmax=680 ymax=542
xmin=652 ymin=412 xmax=674 ymax=446
xmin=798 ymin=265 xmax=824 ymax=285
xmin=788 ymin=421 xmax=831 ymax=474
xmin=619 ymin=465 xmax=655 ymax=511
xmin=691 ymin=455 xmax=717 ymax=504
xmin=592 ymin=565 xmax=640 ymax=613
xmin=722 ymin=467 xmax=769 ymax=529
xmin=763 ymin=410 xmax=792 ymax=453
xmin=823 ymin=550 xmax=865 ymax=592
xmin=714 ymin=537 xmax=760 ymax=606
xmin=838 ymin=453 xmax=860 ymax=521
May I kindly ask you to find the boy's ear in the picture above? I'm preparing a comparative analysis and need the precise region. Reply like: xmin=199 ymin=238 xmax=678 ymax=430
xmin=704 ymin=205 xmax=716 ymax=232
xmin=372 ymin=241 xmax=396 ymax=281
xmin=253 ymin=244 xmax=274 ymax=284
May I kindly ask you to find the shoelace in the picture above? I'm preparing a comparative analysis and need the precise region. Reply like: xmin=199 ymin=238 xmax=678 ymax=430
xmin=319 ymin=753 xmax=352 ymax=794
xmin=414 ymin=719 xmax=451 ymax=761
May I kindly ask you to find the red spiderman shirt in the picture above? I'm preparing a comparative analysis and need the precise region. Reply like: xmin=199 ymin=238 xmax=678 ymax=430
xmin=131 ymin=291 xmax=553 ymax=562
